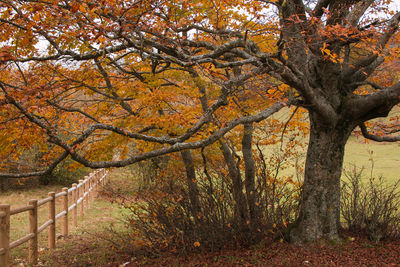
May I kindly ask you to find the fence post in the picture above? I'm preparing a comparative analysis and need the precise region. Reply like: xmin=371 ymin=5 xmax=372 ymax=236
xmin=87 ymin=177 xmax=91 ymax=204
xmin=62 ymin=188 xmax=68 ymax=238
xmin=102 ymin=170 xmax=106 ymax=186
xmin=79 ymin=180 xmax=84 ymax=217
xmin=48 ymin=192 xmax=56 ymax=249
xmin=84 ymin=178 xmax=89 ymax=208
xmin=90 ymin=175 xmax=94 ymax=203
xmin=0 ymin=204 xmax=10 ymax=267
xmin=28 ymin=200 xmax=38 ymax=265
xmin=72 ymin=183 xmax=78 ymax=228
xmin=93 ymin=172 xmax=98 ymax=198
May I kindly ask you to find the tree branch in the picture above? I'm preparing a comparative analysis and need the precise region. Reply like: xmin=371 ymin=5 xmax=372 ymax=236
xmin=346 ymin=0 xmax=375 ymax=27
xmin=0 ymin=151 xmax=69 ymax=179
xmin=346 ymin=82 xmax=400 ymax=121
xmin=343 ymin=11 xmax=400 ymax=84
xmin=313 ymin=0 xmax=332 ymax=18
xmin=53 ymin=102 xmax=289 ymax=169
xmin=359 ymin=123 xmax=400 ymax=142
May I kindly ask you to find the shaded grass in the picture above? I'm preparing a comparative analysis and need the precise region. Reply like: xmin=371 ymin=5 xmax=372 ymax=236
xmin=38 ymin=168 xmax=138 ymax=266
xmin=35 ymin=167 xmax=148 ymax=266
xmin=39 ymin=198 xmax=125 ymax=267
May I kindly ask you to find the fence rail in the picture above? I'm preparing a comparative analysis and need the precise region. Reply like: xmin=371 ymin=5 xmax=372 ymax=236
xmin=0 ymin=169 xmax=108 ymax=267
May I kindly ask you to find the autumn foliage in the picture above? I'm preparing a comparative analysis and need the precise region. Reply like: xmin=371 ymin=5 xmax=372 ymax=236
xmin=0 ymin=0 xmax=400 ymax=246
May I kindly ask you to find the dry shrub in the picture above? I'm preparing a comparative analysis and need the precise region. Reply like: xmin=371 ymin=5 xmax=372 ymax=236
xmin=120 ymin=154 xmax=240 ymax=255
xmin=111 ymin=142 xmax=303 ymax=256
xmin=254 ymin=142 xmax=303 ymax=234
xmin=341 ymin=165 xmax=400 ymax=242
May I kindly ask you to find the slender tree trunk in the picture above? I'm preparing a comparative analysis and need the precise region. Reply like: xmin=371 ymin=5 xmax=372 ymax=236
xmin=220 ymin=141 xmax=250 ymax=239
xmin=290 ymin=112 xmax=355 ymax=243
xmin=0 ymin=178 xmax=8 ymax=191
xmin=181 ymin=150 xmax=201 ymax=222
xmin=242 ymin=123 xmax=261 ymax=232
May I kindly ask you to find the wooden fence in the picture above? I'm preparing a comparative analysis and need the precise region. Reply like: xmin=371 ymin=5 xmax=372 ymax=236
xmin=0 ymin=169 xmax=108 ymax=267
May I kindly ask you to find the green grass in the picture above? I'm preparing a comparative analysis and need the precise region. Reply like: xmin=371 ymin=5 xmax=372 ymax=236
xmin=259 ymin=133 xmax=400 ymax=185
xmin=0 ymin=183 xmax=70 ymax=262
xmin=38 ymin=168 xmax=138 ymax=266
xmin=264 ymin=107 xmax=400 ymax=184
xmin=266 ymin=106 xmax=400 ymax=183
xmin=344 ymin=136 xmax=400 ymax=182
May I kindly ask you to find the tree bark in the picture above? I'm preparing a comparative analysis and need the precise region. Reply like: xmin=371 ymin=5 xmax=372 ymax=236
xmin=220 ymin=141 xmax=250 ymax=238
xmin=242 ymin=123 xmax=261 ymax=231
xmin=290 ymin=112 xmax=355 ymax=243
xmin=181 ymin=150 xmax=201 ymax=222
xmin=0 ymin=178 xmax=8 ymax=191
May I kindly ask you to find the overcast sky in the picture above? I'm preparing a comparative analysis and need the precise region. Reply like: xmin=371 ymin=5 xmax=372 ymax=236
xmin=391 ymin=1 xmax=400 ymax=11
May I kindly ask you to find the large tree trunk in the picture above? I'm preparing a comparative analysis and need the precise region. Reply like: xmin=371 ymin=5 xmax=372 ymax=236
xmin=290 ymin=112 xmax=355 ymax=243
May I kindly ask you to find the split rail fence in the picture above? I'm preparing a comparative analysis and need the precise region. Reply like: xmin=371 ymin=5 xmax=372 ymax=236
xmin=0 ymin=169 xmax=108 ymax=267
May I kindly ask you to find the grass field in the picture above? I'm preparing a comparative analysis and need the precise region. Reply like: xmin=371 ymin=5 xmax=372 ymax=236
xmin=344 ymin=136 xmax=400 ymax=182
xmin=268 ymin=106 xmax=400 ymax=183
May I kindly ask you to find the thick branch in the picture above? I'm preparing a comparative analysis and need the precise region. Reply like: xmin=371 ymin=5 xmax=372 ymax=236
xmin=313 ymin=0 xmax=332 ymax=18
xmin=346 ymin=82 xmax=400 ymax=121
xmin=359 ymin=123 xmax=400 ymax=142
xmin=346 ymin=0 xmax=375 ymax=27
xmin=269 ymin=59 xmax=338 ymax=125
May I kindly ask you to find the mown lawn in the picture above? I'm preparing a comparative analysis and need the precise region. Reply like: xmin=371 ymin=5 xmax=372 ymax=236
xmin=344 ymin=136 xmax=400 ymax=182
xmin=267 ymin=106 xmax=400 ymax=183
